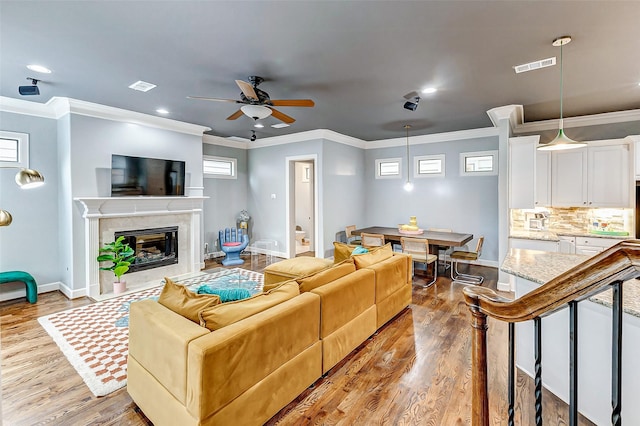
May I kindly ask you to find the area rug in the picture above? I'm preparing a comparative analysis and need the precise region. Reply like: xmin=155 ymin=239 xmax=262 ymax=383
xmin=37 ymin=268 xmax=263 ymax=397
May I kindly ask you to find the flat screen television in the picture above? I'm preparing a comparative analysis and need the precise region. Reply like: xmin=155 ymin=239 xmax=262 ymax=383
xmin=111 ymin=154 xmax=185 ymax=196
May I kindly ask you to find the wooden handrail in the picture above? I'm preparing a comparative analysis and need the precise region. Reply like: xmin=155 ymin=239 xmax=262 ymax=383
xmin=464 ymin=240 xmax=640 ymax=322
xmin=463 ymin=240 xmax=640 ymax=426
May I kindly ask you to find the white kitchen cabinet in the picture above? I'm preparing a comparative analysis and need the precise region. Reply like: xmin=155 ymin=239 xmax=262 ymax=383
xmin=535 ymin=151 xmax=551 ymax=207
xmin=574 ymin=236 xmax=621 ymax=256
xmin=509 ymin=237 xmax=559 ymax=252
xmin=509 ymin=136 xmax=537 ymax=209
xmin=551 ymin=142 xmax=631 ymax=208
xmin=558 ymin=235 xmax=576 ymax=253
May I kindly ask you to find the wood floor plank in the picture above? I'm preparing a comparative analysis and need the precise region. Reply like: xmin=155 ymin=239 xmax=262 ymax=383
xmin=1 ymin=257 xmax=594 ymax=425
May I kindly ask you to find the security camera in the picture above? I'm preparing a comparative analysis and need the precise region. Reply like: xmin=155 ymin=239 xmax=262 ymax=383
xmin=250 ymin=131 xmax=257 ymax=142
xmin=19 ymin=77 xmax=40 ymax=96
xmin=403 ymin=96 xmax=420 ymax=111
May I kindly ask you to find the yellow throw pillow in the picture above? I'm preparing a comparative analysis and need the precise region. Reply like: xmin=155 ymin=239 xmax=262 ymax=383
xmin=352 ymin=243 xmax=394 ymax=269
xmin=199 ymin=280 xmax=300 ymax=331
xmin=157 ymin=277 xmax=221 ymax=323
xmin=333 ymin=242 xmax=360 ymax=263
xmin=297 ymin=258 xmax=356 ymax=292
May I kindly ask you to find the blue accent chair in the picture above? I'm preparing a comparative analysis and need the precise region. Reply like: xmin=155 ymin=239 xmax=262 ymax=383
xmin=219 ymin=227 xmax=249 ymax=266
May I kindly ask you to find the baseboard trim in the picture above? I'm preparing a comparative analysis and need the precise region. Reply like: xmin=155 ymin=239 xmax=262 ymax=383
xmin=0 ymin=281 xmax=65 ymax=302
xmin=59 ymin=281 xmax=86 ymax=299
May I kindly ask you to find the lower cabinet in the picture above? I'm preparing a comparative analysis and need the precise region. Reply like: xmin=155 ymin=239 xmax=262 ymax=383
xmin=509 ymin=238 xmax=559 ymax=252
xmin=574 ymin=236 xmax=621 ymax=256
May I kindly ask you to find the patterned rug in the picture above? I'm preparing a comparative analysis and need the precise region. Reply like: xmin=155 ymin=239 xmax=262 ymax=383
xmin=37 ymin=268 xmax=263 ymax=397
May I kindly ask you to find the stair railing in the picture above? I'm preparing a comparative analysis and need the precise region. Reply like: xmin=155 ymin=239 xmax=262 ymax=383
xmin=463 ymin=240 xmax=640 ymax=426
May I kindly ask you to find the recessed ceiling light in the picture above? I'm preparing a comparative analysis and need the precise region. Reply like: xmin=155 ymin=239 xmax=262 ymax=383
xmin=128 ymin=80 xmax=157 ymax=92
xmin=271 ymin=123 xmax=290 ymax=129
xmin=26 ymin=64 xmax=52 ymax=74
xmin=156 ymin=108 xmax=169 ymax=114
xmin=253 ymin=123 xmax=264 ymax=128
xmin=421 ymin=87 xmax=437 ymax=94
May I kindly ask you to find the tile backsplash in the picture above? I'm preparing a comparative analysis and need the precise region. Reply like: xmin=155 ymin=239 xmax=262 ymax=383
xmin=511 ymin=207 xmax=633 ymax=234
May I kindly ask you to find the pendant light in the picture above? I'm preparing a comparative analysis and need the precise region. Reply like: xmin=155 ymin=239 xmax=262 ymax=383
xmin=403 ymin=124 xmax=414 ymax=192
xmin=0 ymin=166 xmax=45 ymax=227
xmin=538 ymin=36 xmax=587 ymax=151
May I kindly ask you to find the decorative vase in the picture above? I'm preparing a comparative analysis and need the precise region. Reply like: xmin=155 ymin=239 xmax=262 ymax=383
xmin=113 ymin=280 xmax=127 ymax=295
xmin=409 ymin=216 xmax=418 ymax=228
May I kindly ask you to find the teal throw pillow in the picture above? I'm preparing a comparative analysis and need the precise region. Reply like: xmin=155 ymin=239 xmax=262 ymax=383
xmin=351 ymin=246 xmax=369 ymax=255
xmin=196 ymin=286 xmax=252 ymax=303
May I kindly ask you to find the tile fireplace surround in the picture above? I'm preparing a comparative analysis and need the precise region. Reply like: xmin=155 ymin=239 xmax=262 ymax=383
xmin=75 ymin=197 xmax=206 ymax=299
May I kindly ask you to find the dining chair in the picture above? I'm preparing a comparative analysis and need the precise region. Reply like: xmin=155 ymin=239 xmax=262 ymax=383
xmin=428 ymin=227 xmax=453 ymax=270
xmin=361 ymin=232 xmax=385 ymax=248
xmin=401 ymin=237 xmax=437 ymax=287
xmin=345 ymin=225 xmax=362 ymax=245
xmin=449 ymin=236 xmax=484 ymax=285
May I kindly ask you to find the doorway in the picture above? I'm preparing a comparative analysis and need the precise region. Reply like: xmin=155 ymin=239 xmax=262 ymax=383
xmin=285 ymin=155 xmax=319 ymax=258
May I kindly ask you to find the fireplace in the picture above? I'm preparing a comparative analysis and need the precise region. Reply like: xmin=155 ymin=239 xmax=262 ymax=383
xmin=115 ymin=226 xmax=179 ymax=272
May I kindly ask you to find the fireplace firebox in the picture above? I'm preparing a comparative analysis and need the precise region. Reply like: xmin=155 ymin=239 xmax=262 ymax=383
xmin=115 ymin=226 xmax=178 ymax=272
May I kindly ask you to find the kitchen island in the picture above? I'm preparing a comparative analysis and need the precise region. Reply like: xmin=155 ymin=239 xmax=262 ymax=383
xmin=501 ymin=248 xmax=639 ymax=425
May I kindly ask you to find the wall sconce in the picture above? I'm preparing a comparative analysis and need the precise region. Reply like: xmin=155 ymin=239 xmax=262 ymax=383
xmin=1 ymin=167 xmax=45 ymax=226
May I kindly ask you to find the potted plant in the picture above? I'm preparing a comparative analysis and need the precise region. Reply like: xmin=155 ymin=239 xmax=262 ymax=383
xmin=97 ymin=236 xmax=135 ymax=294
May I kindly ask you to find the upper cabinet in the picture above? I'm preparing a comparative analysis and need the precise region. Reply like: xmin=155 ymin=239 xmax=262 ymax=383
xmin=552 ymin=142 xmax=631 ymax=208
xmin=509 ymin=136 xmax=550 ymax=209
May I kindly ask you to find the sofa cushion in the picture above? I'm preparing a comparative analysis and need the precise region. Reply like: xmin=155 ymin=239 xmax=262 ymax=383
xmin=296 ymin=258 xmax=356 ymax=293
xmin=263 ymin=257 xmax=333 ymax=288
xmin=352 ymin=243 xmax=393 ymax=269
xmin=333 ymin=241 xmax=391 ymax=264
xmin=199 ymin=280 xmax=300 ymax=331
xmin=157 ymin=277 xmax=221 ymax=323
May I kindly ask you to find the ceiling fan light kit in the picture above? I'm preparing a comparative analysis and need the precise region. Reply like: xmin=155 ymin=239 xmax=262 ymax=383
xmin=538 ymin=36 xmax=587 ymax=151
xmin=189 ymin=76 xmax=315 ymax=125
xmin=241 ymin=104 xmax=272 ymax=120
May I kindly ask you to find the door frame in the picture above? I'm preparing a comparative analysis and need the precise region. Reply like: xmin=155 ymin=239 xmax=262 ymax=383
xmin=285 ymin=154 xmax=320 ymax=258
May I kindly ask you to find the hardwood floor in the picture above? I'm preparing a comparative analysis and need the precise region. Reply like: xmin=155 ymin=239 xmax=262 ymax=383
xmin=1 ymin=257 xmax=592 ymax=425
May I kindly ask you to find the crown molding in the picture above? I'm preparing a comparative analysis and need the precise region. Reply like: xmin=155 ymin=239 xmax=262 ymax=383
xmin=0 ymin=96 xmax=58 ymax=119
xmin=514 ymin=108 xmax=640 ymax=134
xmin=247 ymin=129 xmax=366 ymax=149
xmin=365 ymin=127 xmax=499 ymax=149
xmin=0 ymin=96 xmax=210 ymax=136
xmin=203 ymin=133 xmax=248 ymax=149
xmin=487 ymin=105 xmax=524 ymax=131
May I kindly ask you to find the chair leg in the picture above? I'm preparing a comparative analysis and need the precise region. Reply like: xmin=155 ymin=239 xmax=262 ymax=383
xmin=450 ymin=259 xmax=483 ymax=285
xmin=424 ymin=260 xmax=437 ymax=288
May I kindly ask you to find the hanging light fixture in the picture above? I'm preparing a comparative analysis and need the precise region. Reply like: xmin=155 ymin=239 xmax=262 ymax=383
xmin=1 ymin=166 xmax=45 ymax=227
xmin=538 ymin=36 xmax=587 ymax=151
xmin=403 ymin=124 xmax=414 ymax=192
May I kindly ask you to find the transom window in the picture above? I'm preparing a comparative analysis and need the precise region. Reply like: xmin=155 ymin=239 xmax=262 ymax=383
xmin=460 ymin=150 xmax=498 ymax=176
xmin=375 ymin=158 xmax=402 ymax=179
xmin=414 ymin=154 xmax=445 ymax=178
xmin=203 ymin=155 xmax=236 ymax=179
xmin=0 ymin=131 xmax=29 ymax=168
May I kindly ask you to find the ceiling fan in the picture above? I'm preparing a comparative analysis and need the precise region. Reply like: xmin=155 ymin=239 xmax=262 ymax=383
xmin=188 ymin=76 xmax=314 ymax=124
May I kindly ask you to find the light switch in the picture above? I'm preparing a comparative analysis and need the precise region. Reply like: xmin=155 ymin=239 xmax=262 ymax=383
xmin=271 ymin=193 xmax=276 ymax=199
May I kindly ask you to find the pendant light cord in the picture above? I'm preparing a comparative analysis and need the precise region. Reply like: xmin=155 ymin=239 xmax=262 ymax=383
xmin=559 ymin=42 xmax=564 ymax=121
xmin=405 ymin=125 xmax=410 ymax=183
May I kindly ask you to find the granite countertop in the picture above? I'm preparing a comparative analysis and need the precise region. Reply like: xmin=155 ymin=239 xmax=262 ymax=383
xmin=510 ymin=229 xmax=632 ymax=242
xmin=502 ymin=248 xmax=640 ymax=318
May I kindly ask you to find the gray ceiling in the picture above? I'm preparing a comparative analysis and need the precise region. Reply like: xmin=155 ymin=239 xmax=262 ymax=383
xmin=1 ymin=1 xmax=639 ymax=142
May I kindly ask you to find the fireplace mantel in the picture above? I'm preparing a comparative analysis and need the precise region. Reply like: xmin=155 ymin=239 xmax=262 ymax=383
xmin=74 ymin=196 xmax=208 ymax=218
xmin=74 ymin=196 xmax=207 ymax=299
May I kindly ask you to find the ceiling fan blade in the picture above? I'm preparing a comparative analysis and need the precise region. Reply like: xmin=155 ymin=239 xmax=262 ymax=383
xmin=270 ymin=99 xmax=315 ymax=107
xmin=187 ymin=96 xmax=240 ymax=103
xmin=226 ymin=109 xmax=244 ymax=120
xmin=235 ymin=80 xmax=259 ymax=101
xmin=269 ymin=107 xmax=296 ymax=124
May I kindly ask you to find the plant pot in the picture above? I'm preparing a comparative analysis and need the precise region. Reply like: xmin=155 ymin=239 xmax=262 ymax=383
xmin=113 ymin=280 xmax=127 ymax=295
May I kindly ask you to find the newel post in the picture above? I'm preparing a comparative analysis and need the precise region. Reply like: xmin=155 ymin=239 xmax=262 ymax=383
xmin=469 ymin=305 xmax=490 ymax=426
xmin=463 ymin=287 xmax=491 ymax=426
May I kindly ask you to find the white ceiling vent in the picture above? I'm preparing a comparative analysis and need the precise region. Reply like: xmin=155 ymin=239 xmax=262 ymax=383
xmin=128 ymin=80 xmax=157 ymax=92
xmin=514 ymin=57 xmax=556 ymax=74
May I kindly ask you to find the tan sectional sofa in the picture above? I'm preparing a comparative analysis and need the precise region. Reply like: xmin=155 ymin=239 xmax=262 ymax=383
xmin=128 ymin=249 xmax=412 ymax=426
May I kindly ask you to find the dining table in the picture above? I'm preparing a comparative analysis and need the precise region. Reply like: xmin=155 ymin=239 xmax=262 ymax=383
xmin=351 ymin=226 xmax=474 ymax=270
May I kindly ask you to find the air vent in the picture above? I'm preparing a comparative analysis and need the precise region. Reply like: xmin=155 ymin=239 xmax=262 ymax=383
xmin=514 ymin=57 xmax=556 ymax=74
xmin=128 ymin=80 xmax=157 ymax=92
xmin=271 ymin=123 xmax=290 ymax=129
